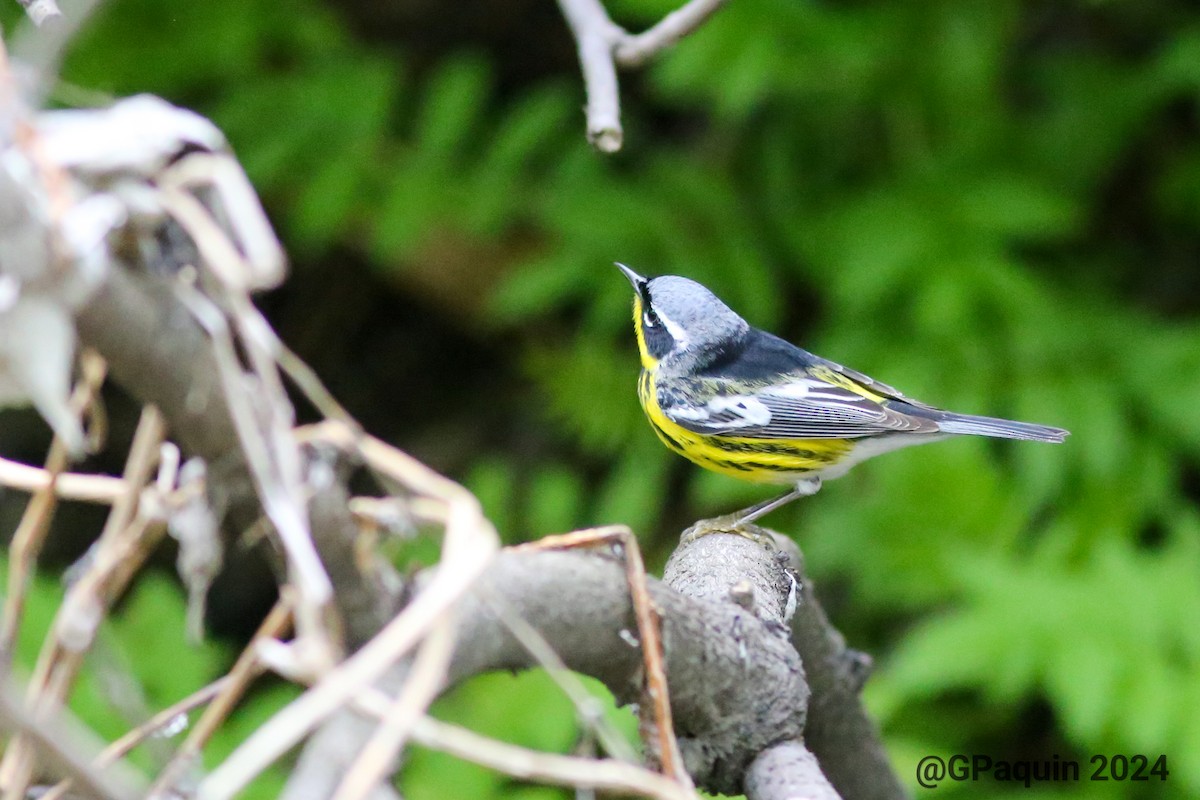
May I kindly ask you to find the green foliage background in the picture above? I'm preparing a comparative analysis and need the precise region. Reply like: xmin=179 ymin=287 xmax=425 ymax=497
xmin=2 ymin=0 xmax=1199 ymax=797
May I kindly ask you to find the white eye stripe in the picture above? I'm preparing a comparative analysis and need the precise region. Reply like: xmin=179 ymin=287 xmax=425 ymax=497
xmin=656 ymin=310 xmax=689 ymax=348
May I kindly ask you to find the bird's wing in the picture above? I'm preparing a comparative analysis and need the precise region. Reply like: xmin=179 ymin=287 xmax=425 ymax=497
xmin=657 ymin=374 xmax=938 ymax=439
xmin=806 ymin=353 xmax=939 ymax=410
xmin=656 ymin=329 xmax=941 ymax=439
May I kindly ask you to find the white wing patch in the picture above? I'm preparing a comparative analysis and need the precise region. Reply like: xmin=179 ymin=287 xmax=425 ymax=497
xmin=660 ymin=393 xmax=772 ymax=429
xmin=708 ymin=395 xmax=772 ymax=426
xmin=663 ymin=402 xmax=709 ymax=421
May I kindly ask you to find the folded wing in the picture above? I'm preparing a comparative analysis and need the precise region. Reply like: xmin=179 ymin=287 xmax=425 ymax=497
xmin=658 ymin=375 xmax=939 ymax=440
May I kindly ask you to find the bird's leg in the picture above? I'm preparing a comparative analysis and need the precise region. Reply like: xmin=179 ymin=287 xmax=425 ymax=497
xmin=683 ymin=476 xmax=823 ymax=546
xmin=732 ymin=476 xmax=822 ymax=527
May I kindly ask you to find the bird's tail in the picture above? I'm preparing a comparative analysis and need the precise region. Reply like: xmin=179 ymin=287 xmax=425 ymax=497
xmin=935 ymin=412 xmax=1069 ymax=443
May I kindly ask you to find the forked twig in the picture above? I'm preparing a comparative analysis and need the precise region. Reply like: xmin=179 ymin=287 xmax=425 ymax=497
xmin=513 ymin=526 xmax=692 ymax=790
xmin=556 ymin=0 xmax=731 ymax=150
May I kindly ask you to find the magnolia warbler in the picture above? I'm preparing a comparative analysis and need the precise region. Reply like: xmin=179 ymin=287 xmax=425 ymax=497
xmin=618 ymin=264 xmax=1069 ymax=525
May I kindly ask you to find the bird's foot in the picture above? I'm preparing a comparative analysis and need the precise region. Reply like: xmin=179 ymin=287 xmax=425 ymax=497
xmin=680 ymin=516 xmax=779 ymax=550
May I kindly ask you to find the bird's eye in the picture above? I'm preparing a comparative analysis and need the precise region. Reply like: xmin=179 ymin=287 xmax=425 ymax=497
xmin=643 ymin=309 xmax=659 ymax=328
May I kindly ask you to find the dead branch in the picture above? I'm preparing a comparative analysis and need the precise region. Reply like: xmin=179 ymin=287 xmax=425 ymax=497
xmin=514 ymin=526 xmax=691 ymax=788
xmin=556 ymin=0 xmax=731 ymax=151
xmin=0 ymin=349 xmax=106 ymax=665
xmin=780 ymin=541 xmax=906 ymax=800
xmin=428 ymin=545 xmax=804 ymax=795
xmin=0 ymin=457 xmax=125 ymax=503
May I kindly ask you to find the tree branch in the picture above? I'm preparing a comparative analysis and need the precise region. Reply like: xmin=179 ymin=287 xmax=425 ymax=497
xmin=442 ymin=547 xmax=806 ymax=794
xmin=556 ymin=0 xmax=731 ymax=151
xmin=778 ymin=538 xmax=907 ymax=800
xmin=614 ymin=0 xmax=730 ymax=68
xmin=74 ymin=265 xmax=404 ymax=650
xmin=556 ymin=0 xmax=625 ymax=152
xmin=745 ymin=740 xmax=841 ymax=800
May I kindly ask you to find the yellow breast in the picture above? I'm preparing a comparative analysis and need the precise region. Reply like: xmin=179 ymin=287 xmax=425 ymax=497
xmin=637 ymin=370 xmax=853 ymax=484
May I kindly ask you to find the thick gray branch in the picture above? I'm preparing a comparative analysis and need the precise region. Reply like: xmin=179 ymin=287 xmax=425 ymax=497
xmin=448 ymin=547 xmax=807 ymax=794
xmin=745 ymin=740 xmax=841 ymax=800
xmin=663 ymin=529 xmax=839 ymax=799
xmin=779 ymin=539 xmax=908 ymax=800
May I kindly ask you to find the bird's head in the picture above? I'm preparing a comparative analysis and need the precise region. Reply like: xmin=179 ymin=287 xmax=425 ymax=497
xmin=617 ymin=264 xmax=749 ymax=372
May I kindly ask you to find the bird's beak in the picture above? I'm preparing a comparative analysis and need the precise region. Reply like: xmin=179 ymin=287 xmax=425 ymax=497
xmin=615 ymin=262 xmax=646 ymax=290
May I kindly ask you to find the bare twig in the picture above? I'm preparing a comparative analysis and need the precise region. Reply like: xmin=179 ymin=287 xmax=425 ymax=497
xmin=332 ymin=615 xmax=459 ymax=800
xmin=0 ymin=458 xmax=125 ymax=503
xmin=614 ymin=0 xmax=730 ymax=67
xmin=0 ymin=350 xmax=107 ymax=665
xmin=148 ymin=600 xmax=293 ymax=798
xmin=274 ymin=340 xmax=361 ymax=433
xmin=198 ymin=423 xmax=499 ymax=800
xmin=0 ymin=406 xmax=165 ymax=800
xmin=380 ymin=708 xmax=695 ymax=800
xmin=556 ymin=0 xmax=731 ymax=151
xmin=39 ymin=677 xmax=234 ymax=800
xmin=516 ymin=527 xmax=690 ymax=789
xmin=199 ymin=563 xmax=486 ymax=800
